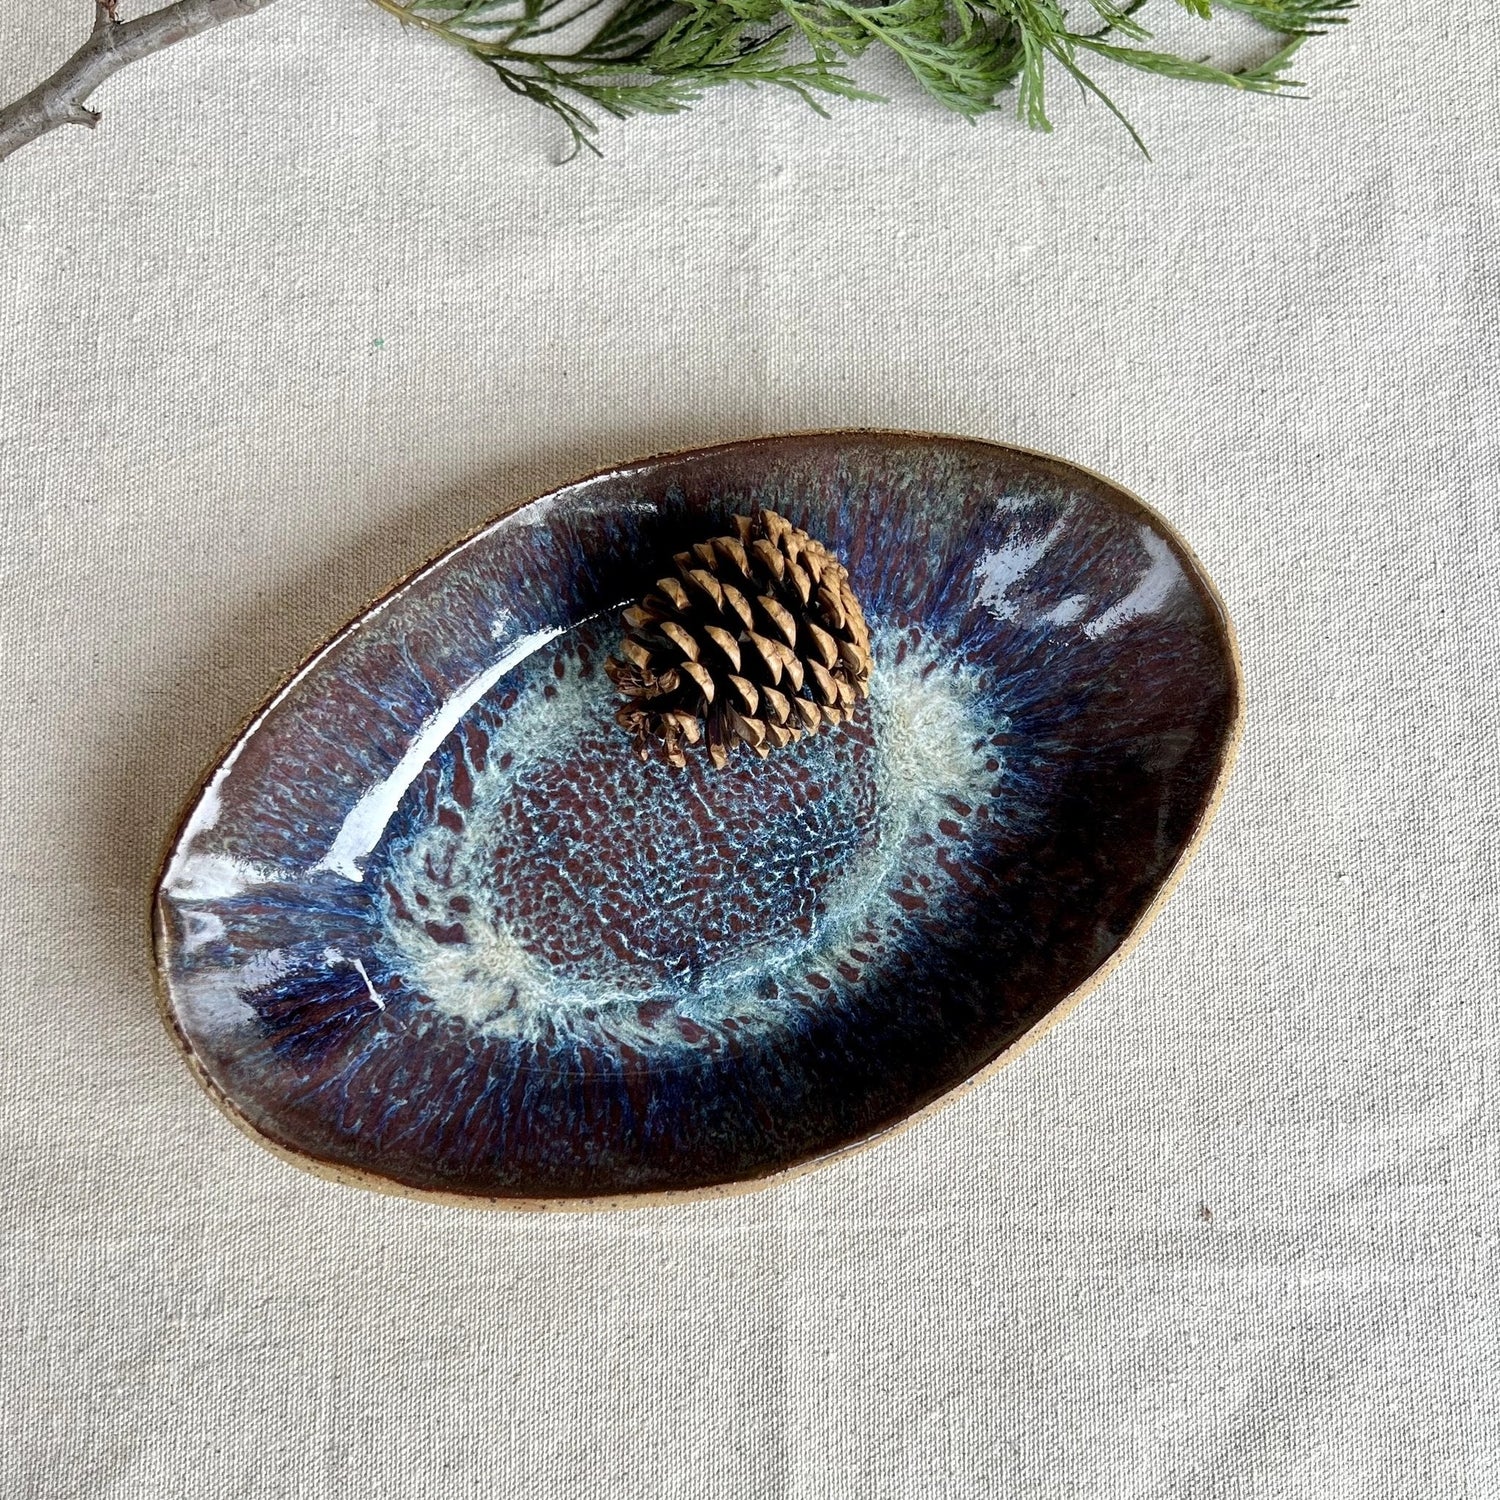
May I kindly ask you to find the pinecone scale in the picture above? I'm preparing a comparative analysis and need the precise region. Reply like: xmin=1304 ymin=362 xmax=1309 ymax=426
xmin=606 ymin=510 xmax=873 ymax=768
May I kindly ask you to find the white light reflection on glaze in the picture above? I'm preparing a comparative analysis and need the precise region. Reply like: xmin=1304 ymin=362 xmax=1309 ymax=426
xmin=972 ymin=507 xmax=1071 ymax=619
xmin=1083 ymin=529 xmax=1185 ymax=639
xmin=312 ymin=627 xmax=565 ymax=883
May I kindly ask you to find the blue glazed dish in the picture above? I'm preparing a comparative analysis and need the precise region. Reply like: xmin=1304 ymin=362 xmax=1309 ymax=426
xmin=153 ymin=433 xmax=1242 ymax=1205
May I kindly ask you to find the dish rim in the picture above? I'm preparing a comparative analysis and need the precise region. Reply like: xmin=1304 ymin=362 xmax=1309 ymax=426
xmin=150 ymin=429 xmax=1246 ymax=1210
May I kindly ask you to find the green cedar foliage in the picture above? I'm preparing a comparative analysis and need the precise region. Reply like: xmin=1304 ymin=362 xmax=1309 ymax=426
xmin=368 ymin=0 xmax=1352 ymax=155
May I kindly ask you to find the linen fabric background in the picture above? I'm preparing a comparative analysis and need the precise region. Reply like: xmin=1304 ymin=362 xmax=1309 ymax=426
xmin=1 ymin=1 xmax=1496 ymax=1494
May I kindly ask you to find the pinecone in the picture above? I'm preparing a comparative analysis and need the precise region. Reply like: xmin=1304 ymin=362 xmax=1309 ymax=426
xmin=606 ymin=510 xmax=873 ymax=768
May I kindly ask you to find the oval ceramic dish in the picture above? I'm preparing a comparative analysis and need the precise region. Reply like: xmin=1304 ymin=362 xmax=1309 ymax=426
xmin=154 ymin=433 xmax=1242 ymax=1206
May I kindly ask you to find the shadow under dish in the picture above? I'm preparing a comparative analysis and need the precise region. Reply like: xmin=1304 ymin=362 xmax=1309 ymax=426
xmin=153 ymin=433 xmax=1241 ymax=1204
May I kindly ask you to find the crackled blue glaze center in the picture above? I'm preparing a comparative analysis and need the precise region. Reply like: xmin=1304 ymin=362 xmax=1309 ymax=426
xmin=367 ymin=623 xmax=997 ymax=1054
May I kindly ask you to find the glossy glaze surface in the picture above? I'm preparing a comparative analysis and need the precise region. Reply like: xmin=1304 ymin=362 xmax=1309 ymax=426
xmin=154 ymin=434 xmax=1240 ymax=1203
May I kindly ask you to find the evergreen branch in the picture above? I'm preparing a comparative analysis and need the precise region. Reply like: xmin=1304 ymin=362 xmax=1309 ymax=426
xmin=194 ymin=0 xmax=1361 ymax=156
xmin=0 ymin=0 xmax=281 ymax=164
xmin=0 ymin=0 xmax=1353 ymax=167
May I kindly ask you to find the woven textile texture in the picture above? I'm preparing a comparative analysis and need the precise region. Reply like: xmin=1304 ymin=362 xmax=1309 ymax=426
xmin=1 ymin=2 xmax=1496 ymax=1494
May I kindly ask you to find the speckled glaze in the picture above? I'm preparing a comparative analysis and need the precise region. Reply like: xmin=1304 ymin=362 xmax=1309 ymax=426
xmin=153 ymin=433 xmax=1241 ymax=1205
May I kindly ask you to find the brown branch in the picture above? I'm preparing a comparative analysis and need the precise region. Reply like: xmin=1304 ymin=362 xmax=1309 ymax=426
xmin=0 ymin=0 xmax=282 ymax=164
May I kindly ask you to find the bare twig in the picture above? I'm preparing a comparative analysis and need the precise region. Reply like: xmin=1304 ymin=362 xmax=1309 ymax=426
xmin=0 ymin=0 xmax=282 ymax=164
